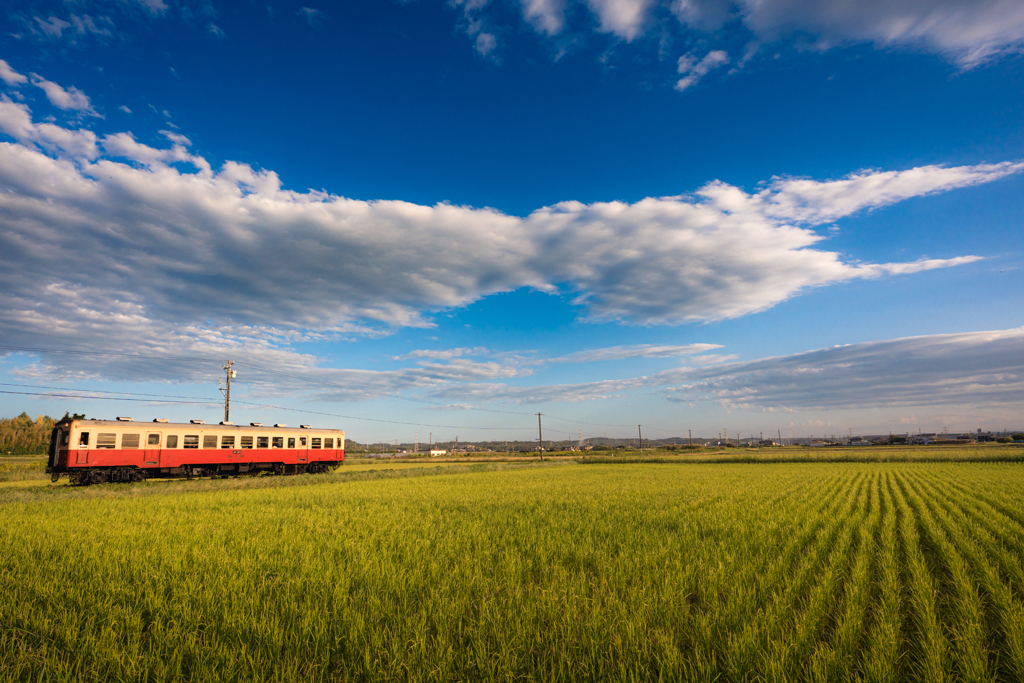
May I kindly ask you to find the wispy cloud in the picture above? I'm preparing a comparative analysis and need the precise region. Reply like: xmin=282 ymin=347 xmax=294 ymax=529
xmin=675 ymin=50 xmax=729 ymax=92
xmin=394 ymin=347 xmax=491 ymax=361
xmin=0 ymin=87 xmax=1018 ymax=388
xmin=0 ymin=60 xmax=27 ymax=87
xmin=549 ymin=343 xmax=723 ymax=363
xmin=29 ymin=74 xmax=101 ymax=117
xmin=664 ymin=328 xmax=1024 ymax=410
xmin=427 ymin=328 xmax=1024 ymax=407
xmin=297 ymin=7 xmax=325 ymax=27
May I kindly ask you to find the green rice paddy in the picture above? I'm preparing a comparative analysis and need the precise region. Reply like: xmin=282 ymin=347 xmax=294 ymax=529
xmin=2 ymin=457 xmax=1024 ymax=681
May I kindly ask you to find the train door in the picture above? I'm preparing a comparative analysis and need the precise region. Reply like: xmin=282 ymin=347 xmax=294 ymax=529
xmin=298 ymin=435 xmax=308 ymax=464
xmin=76 ymin=430 xmax=90 ymax=464
xmin=144 ymin=431 xmax=162 ymax=467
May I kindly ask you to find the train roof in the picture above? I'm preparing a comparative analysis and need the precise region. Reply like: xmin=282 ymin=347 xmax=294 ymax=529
xmin=64 ymin=419 xmax=344 ymax=434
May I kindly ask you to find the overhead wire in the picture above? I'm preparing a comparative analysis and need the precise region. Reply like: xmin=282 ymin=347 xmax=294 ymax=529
xmin=0 ymin=344 xmax=684 ymax=435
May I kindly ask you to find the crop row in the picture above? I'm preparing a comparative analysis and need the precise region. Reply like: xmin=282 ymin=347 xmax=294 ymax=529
xmin=1 ymin=462 xmax=1023 ymax=681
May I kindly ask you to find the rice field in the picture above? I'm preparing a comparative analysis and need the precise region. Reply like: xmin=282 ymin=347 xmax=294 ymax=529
xmin=2 ymin=461 xmax=1024 ymax=681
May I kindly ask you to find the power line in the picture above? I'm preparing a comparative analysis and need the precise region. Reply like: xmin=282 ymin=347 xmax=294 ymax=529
xmin=0 ymin=344 xmax=686 ymax=435
xmin=0 ymin=389 xmax=217 ymax=405
xmin=0 ymin=384 xmax=532 ymax=432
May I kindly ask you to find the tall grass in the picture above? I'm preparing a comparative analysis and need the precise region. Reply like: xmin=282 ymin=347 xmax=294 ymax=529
xmin=1 ymin=462 xmax=1023 ymax=681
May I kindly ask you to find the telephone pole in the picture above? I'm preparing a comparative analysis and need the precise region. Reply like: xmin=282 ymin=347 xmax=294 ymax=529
xmin=219 ymin=360 xmax=235 ymax=423
xmin=688 ymin=429 xmax=692 ymax=446
xmin=536 ymin=413 xmax=544 ymax=461
xmin=638 ymin=425 xmax=643 ymax=455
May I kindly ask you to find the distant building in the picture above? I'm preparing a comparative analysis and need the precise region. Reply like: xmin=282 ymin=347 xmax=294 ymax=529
xmin=430 ymin=449 xmax=447 ymax=457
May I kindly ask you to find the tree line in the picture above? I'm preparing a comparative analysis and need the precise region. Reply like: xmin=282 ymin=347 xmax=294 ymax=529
xmin=0 ymin=413 xmax=56 ymax=455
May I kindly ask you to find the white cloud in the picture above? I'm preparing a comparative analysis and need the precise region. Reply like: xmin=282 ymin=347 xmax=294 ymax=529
xmin=585 ymin=0 xmax=655 ymax=40
xmin=521 ymin=0 xmax=566 ymax=35
xmin=665 ymin=328 xmax=1024 ymax=409
xmin=395 ymin=347 xmax=491 ymax=360
xmin=428 ymin=328 xmax=1024 ymax=407
xmin=675 ymin=49 xmax=729 ymax=91
xmin=0 ymin=97 xmax=1018 ymax=386
xmin=550 ymin=343 xmax=723 ymax=363
xmin=0 ymin=98 xmax=99 ymax=158
xmin=29 ymin=75 xmax=101 ymax=117
xmin=34 ymin=16 xmax=71 ymax=38
xmin=297 ymin=7 xmax=324 ymax=27
xmin=475 ymin=32 xmax=498 ymax=55
xmin=70 ymin=14 xmax=114 ymax=38
xmin=119 ymin=105 xmax=132 ymax=114
xmin=132 ymin=0 xmax=168 ymax=15
xmin=667 ymin=0 xmax=1024 ymax=68
xmin=0 ymin=61 xmax=27 ymax=87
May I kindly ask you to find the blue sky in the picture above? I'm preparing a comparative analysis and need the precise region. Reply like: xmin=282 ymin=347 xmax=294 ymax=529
xmin=1 ymin=0 xmax=1023 ymax=443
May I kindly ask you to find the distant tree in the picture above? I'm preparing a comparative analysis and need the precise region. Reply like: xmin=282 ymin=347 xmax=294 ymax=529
xmin=889 ymin=436 xmax=907 ymax=444
xmin=0 ymin=412 xmax=57 ymax=455
xmin=1012 ymin=433 xmax=1024 ymax=441
xmin=60 ymin=412 xmax=86 ymax=421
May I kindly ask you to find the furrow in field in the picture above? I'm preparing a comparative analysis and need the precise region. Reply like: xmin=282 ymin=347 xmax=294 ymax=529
xmin=720 ymin=473 xmax=864 ymax=679
xmin=910 ymin=469 xmax=1024 ymax=682
xmin=926 ymin=469 xmax=1024 ymax=548
xmin=709 ymin=471 xmax=855 ymax=680
xmin=763 ymin=471 xmax=877 ymax=681
xmin=807 ymin=468 xmax=885 ymax=683
xmin=722 ymin=471 xmax=866 ymax=681
xmin=891 ymin=469 xmax=948 ymax=683
xmin=897 ymin=470 xmax=994 ymax=683
xmin=914 ymin=468 xmax=1024 ymax=593
xmin=859 ymin=470 xmax=902 ymax=683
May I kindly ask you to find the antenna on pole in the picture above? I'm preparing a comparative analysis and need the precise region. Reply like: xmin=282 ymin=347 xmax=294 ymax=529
xmin=219 ymin=360 xmax=235 ymax=423
xmin=536 ymin=413 xmax=544 ymax=461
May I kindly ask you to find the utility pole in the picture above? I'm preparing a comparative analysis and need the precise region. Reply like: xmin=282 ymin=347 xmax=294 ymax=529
xmin=688 ymin=429 xmax=692 ymax=446
xmin=638 ymin=425 xmax=643 ymax=455
xmin=778 ymin=429 xmax=782 ymax=446
xmin=579 ymin=429 xmax=582 ymax=449
xmin=536 ymin=413 xmax=544 ymax=460
xmin=415 ymin=431 xmax=418 ymax=454
xmin=429 ymin=432 xmax=432 ymax=454
xmin=219 ymin=360 xmax=235 ymax=423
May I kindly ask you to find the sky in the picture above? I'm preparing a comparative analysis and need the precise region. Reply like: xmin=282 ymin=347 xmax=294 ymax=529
xmin=0 ymin=0 xmax=1023 ymax=443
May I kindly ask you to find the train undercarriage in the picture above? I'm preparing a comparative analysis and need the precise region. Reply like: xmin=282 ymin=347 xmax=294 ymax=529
xmin=61 ymin=461 xmax=338 ymax=485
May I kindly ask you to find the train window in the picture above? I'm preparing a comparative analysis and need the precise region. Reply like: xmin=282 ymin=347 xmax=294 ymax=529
xmin=167 ymin=435 xmax=179 ymax=448
xmin=257 ymin=436 xmax=269 ymax=448
xmin=272 ymin=437 xmax=283 ymax=448
xmin=221 ymin=436 xmax=235 ymax=449
xmin=311 ymin=438 xmax=321 ymax=449
xmin=79 ymin=432 xmax=89 ymax=446
xmin=184 ymin=435 xmax=199 ymax=449
xmin=241 ymin=436 xmax=253 ymax=449
xmin=97 ymin=433 xmax=116 ymax=449
xmin=122 ymin=434 xmax=140 ymax=449
xmin=203 ymin=435 xmax=217 ymax=449
xmin=147 ymin=434 xmax=161 ymax=446
xmin=287 ymin=437 xmax=295 ymax=448
xmin=325 ymin=438 xmax=334 ymax=448
xmin=300 ymin=437 xmax=307 ymax=447
xmin=60 ymin=431 xmax=70 ymax=447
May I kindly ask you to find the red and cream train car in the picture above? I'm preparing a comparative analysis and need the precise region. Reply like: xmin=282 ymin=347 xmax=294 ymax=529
xmin=47 ymin=417 xmax=345 ymax=485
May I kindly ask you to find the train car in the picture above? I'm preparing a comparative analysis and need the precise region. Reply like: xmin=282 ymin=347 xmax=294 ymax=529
xmin=46 ymin=417 xmax=345 ymax=485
